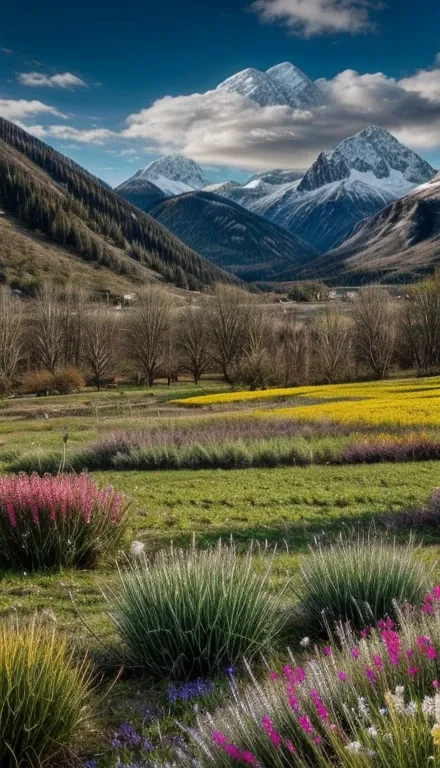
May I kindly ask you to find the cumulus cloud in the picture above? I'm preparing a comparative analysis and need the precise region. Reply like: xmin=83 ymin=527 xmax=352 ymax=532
xmin=18 ymin=72 xmax=87 ymax=89
xmin=0 ymin=99 xmax=66 ymax=121
xmin=121 ymin=62 xmax=440 ymax=170
xmin=249 ymin=0 xmax=382 ymax=37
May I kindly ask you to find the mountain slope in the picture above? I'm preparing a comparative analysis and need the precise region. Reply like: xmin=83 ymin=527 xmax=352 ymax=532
xmin=212 ymin=127 xmax=436 ymax=252
xmin=148 ymin=191 xmax=319 ymax=282
xmin=300 ymin=174 xmax=440 ymax=284
xmin=114 ymin=176 xmax=165 ymax=210
xmin=0 ymin=119 xmax=233 ymax=293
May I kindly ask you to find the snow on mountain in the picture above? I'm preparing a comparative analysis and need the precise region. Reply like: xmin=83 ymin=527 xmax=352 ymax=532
xmin=217 ymin=62 xmax=323 ymax=109
xmin=125 ymin=154 xmax=209 ymax=197
xmin=266 ymin=62 xmax=322 ymax=108
xmin=246 ymin=168 xmax=303 ymax=186
xmin=216 ymin=67 xmax=289 ymax=107
xmin=212 ymin=127 xmax=437 ymax=252
xmin=299 ymin=127 xmax=435 ymax=194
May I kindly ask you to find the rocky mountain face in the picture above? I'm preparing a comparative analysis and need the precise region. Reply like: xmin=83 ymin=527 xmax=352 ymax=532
xmin=217 ymin=62 xmax=322 ymax=109
xmin=210 ymin=127 xmax=436 ymax=252
xmin=148 ymin=191 xmax=319 ymax=282
xmin=114 ymin=176 xmax=165 ymax=210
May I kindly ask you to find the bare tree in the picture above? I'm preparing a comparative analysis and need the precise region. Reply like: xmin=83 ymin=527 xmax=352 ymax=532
xmin=128 ymin=285 xmax=171 ymax=386
xmin=314 ymin=308 xmax=351 ymax=383
xmin=82 ymin=303 xmax=117 ymax=389
xmin=32 ymin=283 xmax=65 ymax=373
xmin=60 ymin=285 xmax=87 ymax=367
xmin=352 ymin=286 xmax=396 ymax=379
xmin=177 ymin=306 xmax=211 ymax=384
xmin=275 ymin=311 xmax=311 ymax=387
xmin=239 ymin=308 xmax=274 ymax=390
xmin=400 ymin=278 xmax=440 ymax=374
xmin=205 ymin=285 xmax=251 ymax=383
xmin=0 ymin=287 xmax=24 ymax=387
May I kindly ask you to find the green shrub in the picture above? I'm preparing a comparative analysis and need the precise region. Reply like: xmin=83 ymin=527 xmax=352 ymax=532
xmin=297 ymin=532 xmax=430 ymax=635
xmin=0 ymin=617 xmax=94 ymax=767
xmin=107 ymin=542 xmax=288 ymax=679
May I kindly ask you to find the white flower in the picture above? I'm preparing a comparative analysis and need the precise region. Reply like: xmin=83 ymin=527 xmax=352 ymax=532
xmin=406 ymin=701 xmax=417 ymax=716
xmin=384 ymin=733 xmax=393 ymax=745
xmin=379 ymin=708 xmax=388 ymax=716
xmin=358 ymin=697 xmax=369 ymax=718
xmin=346 ymin=741 xmax=363 ymax=753
xmin=367 ymin=726 xmax=378 ymax=738
xmin=423 ymin=697 xmax=435 ymax=714
xmin=435 ymin=693 xmax=440 ymax=723
xmin=395 ymin=686 xmax=405 ymax=697
xmin=130 ymin=540 xmax=145 ymax=557
xmin=300 ymin=636 xmax=311 ymax=647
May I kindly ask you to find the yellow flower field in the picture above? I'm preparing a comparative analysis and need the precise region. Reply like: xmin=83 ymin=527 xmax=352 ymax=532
xmin=175 ymin=377 xmax=440 ymax=428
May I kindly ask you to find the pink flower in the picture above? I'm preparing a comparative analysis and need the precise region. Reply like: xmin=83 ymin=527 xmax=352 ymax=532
xmin=298 ymin=715 xmax=314 ymax=736
xmin=378 ymin=618 xmax=395 ymax=631
xmin=351 ymin=647 xmax=360 ymax=659
xmin=338 ymin=671 xmax=348 ymax=681
xmin=270 ymin=671 xmax=279 ymax=680
xmin=433 ymin=585 xmax=440 ymax=599
xmin=365 ymin=667 xmax=376 ymax=684
xmin=323 ymin=646 xmax=333 ymax=656
xmin=408 ymin=666 xmax=420 ymax=677
xmin=212 ymin=731 xmax=227 ymax=747
xmin=262 ymin=716 xmax=281 ymax=748
xmin=311 ymin=689 xmax=329 ymax=722
xmin=406 ymin=649 xmax=414 ymax=658
xmin=373 ymin=655 xmax=383 ymax=671
xmin=242 ymin=751 xmax=257 ymax=765
xmin=286 ymin=740 xmax=296 ymax=754
xmin=381 ymin=629 xmax=400 ymax=665
xmin=433 ymin=680 xmax=439 ymax=689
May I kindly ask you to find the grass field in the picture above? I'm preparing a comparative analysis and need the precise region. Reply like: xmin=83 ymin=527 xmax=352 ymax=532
xmin=4 ymin=377 xmax=440 ymax=766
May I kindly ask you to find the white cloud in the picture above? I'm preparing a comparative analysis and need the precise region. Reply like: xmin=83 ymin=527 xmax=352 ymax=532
xmin=121 ymin=62 xmax=440 ymax=170
xmin=250 ymin=0 xmax=381 ymax=36
xmin=0 ymin=99 xmax=66 ymax=121
xmin=18 ymin=72 xmax=87 ymax=89
xmin=46 ymin=125 xmax=116 ymax=144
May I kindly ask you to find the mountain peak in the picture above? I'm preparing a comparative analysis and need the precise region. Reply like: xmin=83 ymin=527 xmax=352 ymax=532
xmin=217 ymin=61 xmax=322 ymax=109
xmin=299 ymin=127 xmax=436 ymax=192
xmin=132 ymin=154 xmax=208 ymax=196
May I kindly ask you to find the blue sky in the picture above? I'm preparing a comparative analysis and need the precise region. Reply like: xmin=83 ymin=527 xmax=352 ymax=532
xmin=1 ymin=0 xmax=440 ymax=186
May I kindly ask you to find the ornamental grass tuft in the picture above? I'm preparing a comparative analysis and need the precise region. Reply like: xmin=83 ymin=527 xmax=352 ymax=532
xmin=296 ymin=532 xmax=430 ymax=635
xmin=0 ymin=472 xmax=130 ymax=570
xmin=107 ymin=541 xmax=288 ymax=679
xmin=0 ymin=617 xmax=94 ymax=767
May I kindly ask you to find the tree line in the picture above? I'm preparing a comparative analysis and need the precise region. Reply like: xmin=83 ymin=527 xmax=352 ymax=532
xmin=1 ymin=277 xmax=440 ymax=395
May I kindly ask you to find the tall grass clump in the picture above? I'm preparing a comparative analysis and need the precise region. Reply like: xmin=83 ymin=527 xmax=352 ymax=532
xmin=0 ymin=472 xmax=130 ymax=570
xmin=107 ymin=542 xmax=288 ymax=679
xmin=0 ymin=617 xmax=94 ymax=767
xmin=297 ymin=532 xmax=430 ymax=635
xmin=189 ymin=593 xmax=440 ymax=768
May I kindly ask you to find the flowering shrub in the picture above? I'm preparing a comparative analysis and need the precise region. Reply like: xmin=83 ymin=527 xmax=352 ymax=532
xmin=190 ymin=592 xmax=440 ymax=767
xmin=0 ymin=617 xmax=94 ymax=768
xmin=107 ymin=542 xmax=288 ymax=679
xmin=297 ymin=532 xmax=430 ymax=635
xmin=0 ymin=473 xmax=130 ymax=570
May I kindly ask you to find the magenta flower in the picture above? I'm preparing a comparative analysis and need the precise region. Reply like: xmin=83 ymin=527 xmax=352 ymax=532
xmin=298 ymin=715 xmax=314 ymax=736
xmin=373 ymin=655 xmax=383 ymax=671
xmin=365 ymin=667 xmax=376 ymax=684
xmin=338 ymin=671 xmax=348 ymax=681
xmin=351 ymin=647 xmax=360 ymax=659
xmin=262 ymin=716 xmax=281 ymax=748
xmin=286 ymin=740 xmax=296 ymax=754
xmin=381 ymin=629 xmax=400 ymax=665
xmin=270 ymin=671 xmax=279 ymax=680
xmin=323 ymin=646 xmax=333 ymax=656
xmin=311 ymin=689 xmax=329 ymax=723
xmin=408 ymin=666 xmax=420 ymax=677
xmin=433 ymin=680 xmax=440 ymax=689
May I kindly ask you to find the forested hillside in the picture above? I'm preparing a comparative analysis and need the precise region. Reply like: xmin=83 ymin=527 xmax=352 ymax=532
xmin=0 ymin=119 xmax=233 ymax=293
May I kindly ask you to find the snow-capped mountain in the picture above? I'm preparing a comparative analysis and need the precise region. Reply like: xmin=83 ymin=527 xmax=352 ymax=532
xmin=217 ymin=62 xmax=323 ymax=109
xmin=299 ymin=127 xmax=435 ymax=193
xmin=115 ymin=175 xmax=165 ymax=210
xmin=119 ymin=155 xmax=209 ymax=198
xmin=299 ymin=173 xmax=440 ymax=284
xmin=246 ymin=168 xmax=303 ymax=186
xmin=212 ymin=127 xmax=436 ymax=252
